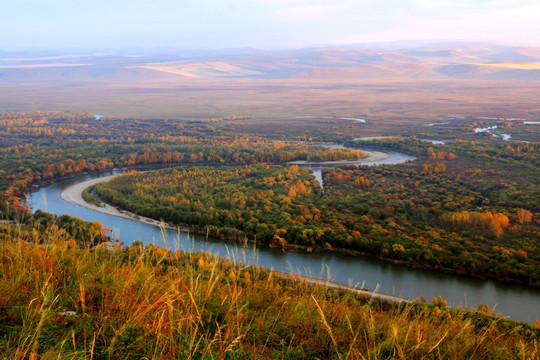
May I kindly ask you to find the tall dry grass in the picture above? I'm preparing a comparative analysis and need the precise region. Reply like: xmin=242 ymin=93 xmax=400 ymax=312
xmin=0 ymin=224 xmax=538 ymax=359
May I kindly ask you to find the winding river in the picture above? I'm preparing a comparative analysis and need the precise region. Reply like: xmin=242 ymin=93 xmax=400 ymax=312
xmin=27 ymin=148 xmax=540 ymax=323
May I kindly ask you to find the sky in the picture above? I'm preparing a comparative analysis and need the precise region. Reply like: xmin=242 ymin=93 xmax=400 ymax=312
xmin=2 ymin=0 xmax=540 ymax=51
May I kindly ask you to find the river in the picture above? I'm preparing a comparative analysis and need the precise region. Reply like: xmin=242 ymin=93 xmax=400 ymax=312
xmin=27 ymin=152 xmax=540 ymax=324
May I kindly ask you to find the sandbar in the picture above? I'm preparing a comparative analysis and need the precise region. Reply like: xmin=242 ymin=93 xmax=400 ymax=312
xmin=60 ymin=175 xmax=177 ymax=230
xmin=288 ymin=149 xmax=389 ymax=165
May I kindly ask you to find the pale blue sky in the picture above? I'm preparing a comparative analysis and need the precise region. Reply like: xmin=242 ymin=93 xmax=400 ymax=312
xmin=2 ymin=0 xmax=539 ymax=50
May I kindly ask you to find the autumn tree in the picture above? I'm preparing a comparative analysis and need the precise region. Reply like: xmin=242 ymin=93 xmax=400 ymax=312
xmin=517 ymin=208 xmax=533 ymax=224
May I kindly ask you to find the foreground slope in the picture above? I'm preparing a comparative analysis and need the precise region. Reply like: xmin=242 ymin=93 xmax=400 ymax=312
xmin=0 ymin=232 xmax=538 ymax=359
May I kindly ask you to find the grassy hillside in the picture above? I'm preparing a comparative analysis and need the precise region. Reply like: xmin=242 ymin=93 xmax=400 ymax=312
xmin=0 ymin=228 xmax=538 ymax=359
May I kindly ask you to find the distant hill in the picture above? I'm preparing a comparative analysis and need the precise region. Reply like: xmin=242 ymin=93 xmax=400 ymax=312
xmin=1 ymin=43 xmax=539 ymax=120
xmin=2 ymin=43 xmax=540 ymax=82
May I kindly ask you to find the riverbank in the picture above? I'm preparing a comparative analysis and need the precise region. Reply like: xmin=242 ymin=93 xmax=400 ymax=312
xmin=60 ymin=175 xmax=182 ymax=231
xmin=59 ymin=177 xmax=427 ymax=269
xmin=276 ymin=271 xmax=410 ymax=304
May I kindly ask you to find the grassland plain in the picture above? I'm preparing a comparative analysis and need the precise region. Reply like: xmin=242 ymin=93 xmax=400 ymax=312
xmin=2 ymin=44 xmax=540 ymax=121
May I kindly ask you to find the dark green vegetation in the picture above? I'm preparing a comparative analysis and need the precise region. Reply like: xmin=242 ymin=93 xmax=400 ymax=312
xmin=94 ymin=135 xmax=540 ymax=287
xmin=0 ymin=111 xmax=539 ymax=358
xmin=0 ymin=236 xmax=538 ymax=359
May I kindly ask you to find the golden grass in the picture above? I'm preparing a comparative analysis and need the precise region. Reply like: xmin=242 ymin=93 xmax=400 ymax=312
xmin=0 ymin=223 xmax=538 ymax=359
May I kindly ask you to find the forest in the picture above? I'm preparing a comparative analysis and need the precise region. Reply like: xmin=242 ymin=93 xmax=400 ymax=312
xmin=92 ymin=138 xmax=540 ymax=287
xmin=0 ymin=112 xmax=364 ymax=215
